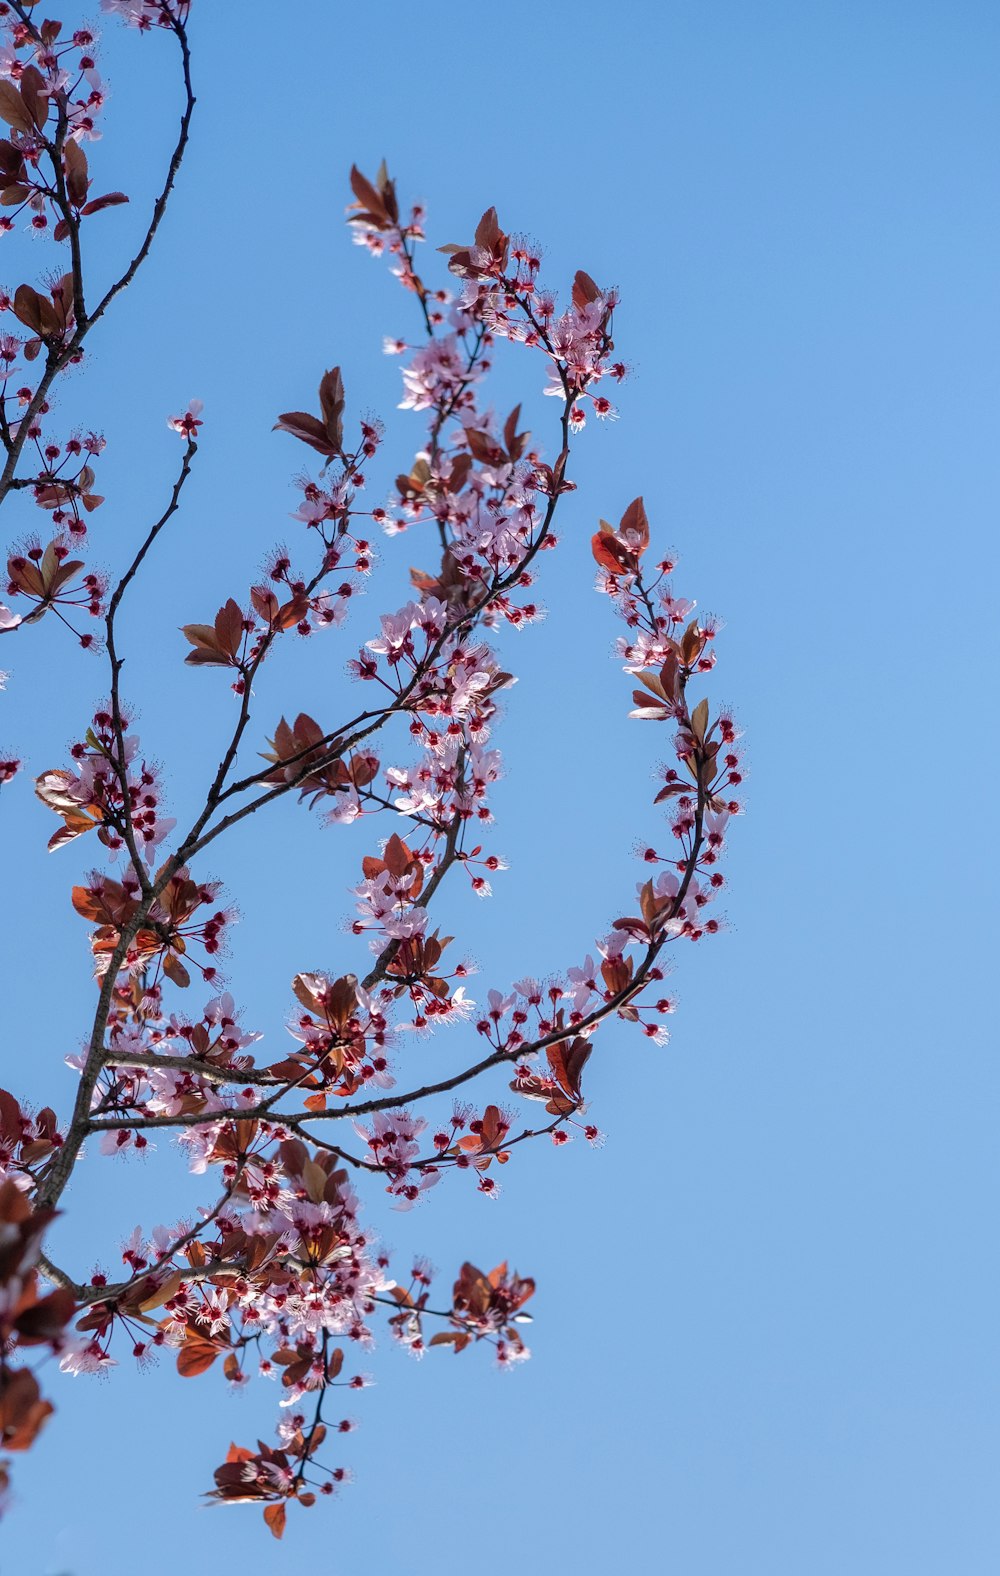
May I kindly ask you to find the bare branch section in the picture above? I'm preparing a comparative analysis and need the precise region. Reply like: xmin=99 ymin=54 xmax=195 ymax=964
xmin=0 ymin=11 xmax=744 ymax=1541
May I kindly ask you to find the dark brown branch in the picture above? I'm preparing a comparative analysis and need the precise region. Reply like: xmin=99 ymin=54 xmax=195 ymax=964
xmin=0 ymin=15 xmax=194 ymax=511
xmin=87 ymin=18 xmax=195 ymax=333
xmin=104 ymin=436 xmax=199 ymax=888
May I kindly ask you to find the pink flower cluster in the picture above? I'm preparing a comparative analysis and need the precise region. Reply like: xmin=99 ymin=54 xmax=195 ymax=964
xmin=34 ymin=703 xmax=175 ymax=859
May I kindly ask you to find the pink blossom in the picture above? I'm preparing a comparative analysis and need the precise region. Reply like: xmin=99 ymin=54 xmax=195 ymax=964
xmin=167 ymin=399 xmax=203 ymax=438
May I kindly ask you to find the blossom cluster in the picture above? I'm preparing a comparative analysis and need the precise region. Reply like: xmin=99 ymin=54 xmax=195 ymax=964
xmin=100 ymin=0 xmax=190 ymax=31
xmin=35 ymin=702 xmax=174 ymax=858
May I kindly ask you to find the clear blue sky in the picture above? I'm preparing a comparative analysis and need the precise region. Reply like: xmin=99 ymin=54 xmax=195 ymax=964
xmin=2 ymin=1 xmax=998 ymax=1571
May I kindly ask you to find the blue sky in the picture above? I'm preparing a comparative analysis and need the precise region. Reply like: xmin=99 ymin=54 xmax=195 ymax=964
xmin=2 ymin=1 xmax=998 ymax=1571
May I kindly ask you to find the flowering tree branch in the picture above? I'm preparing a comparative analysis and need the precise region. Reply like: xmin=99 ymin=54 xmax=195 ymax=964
xmin=0 ymin=5 xmax=745 ymax=1538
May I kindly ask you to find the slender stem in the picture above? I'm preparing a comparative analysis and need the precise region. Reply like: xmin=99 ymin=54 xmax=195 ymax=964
xmin=0 ymin=15 xmax=193 ymax=512
xmin=104 ymin=437 xmax=199 ymax=887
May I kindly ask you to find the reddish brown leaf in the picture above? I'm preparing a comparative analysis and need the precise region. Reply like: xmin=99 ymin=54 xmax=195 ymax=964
xmin=572 ymin=269 xmax=601 ymax=309
xmin=591 ymin=525 xmax=637 ymax=575
xmin=18 ymin=67 xmax=48 ymax=133
xmin=318 ymin=366 xmax=345 ymax=452
xmin=383 ymin=833 xmax=412 ymax=879
xmin=80 ymin=191 xmax=129 ymax=216
xmin=214 ymin=598 xmax=244 ymax=659
xmin=62 ymin=138 xmax=89 ymax=208
xmin=619 ymin=495 xmax=650 ymax=552
xmin=263 ymin=1502 xmax=286 ymax=1539
xmin=273 ymin=410 xmax=339 ymax=459
xmin=162 ymin=952 xmax=191 ymax=989
xmin=176 ymin=1337 xmax=221 ymax=1378
xmin=0 ymin=81 xmax=35 ymax=134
